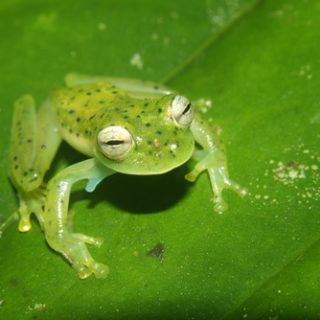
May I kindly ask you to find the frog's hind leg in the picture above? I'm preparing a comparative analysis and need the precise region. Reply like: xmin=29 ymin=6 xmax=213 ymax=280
xmin=65 ymin=73 xmax=172 ymax=99
xmin=9 ymin=95 xmax=61 ymax=232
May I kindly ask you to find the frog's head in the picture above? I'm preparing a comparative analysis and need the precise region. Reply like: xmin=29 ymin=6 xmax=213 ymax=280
xmin=94 ymin=94 xmax=195 ymax=175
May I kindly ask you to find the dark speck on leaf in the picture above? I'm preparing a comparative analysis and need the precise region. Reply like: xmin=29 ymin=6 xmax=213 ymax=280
xmin=147 ymin=242 xmax=165 ymax=259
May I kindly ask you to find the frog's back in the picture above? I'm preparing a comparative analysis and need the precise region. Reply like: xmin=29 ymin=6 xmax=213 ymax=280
xmin=51 ymin=81 xmax=129 ymax=156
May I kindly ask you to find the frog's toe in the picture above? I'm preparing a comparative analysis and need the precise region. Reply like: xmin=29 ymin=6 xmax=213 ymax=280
xmin=0 ymin=211 xmax=19 ymax=233
xmin=74 ymin=261 xmax=109 ymax=279
xmin=185 ymin=165 xmax=204 ymax=182
xmin=92 ymin=262 xmax=110 ymax=279
xmin=184 ymin=171 xmax=197 ymax=182
xmin=225 ymin=179 xmax=248 ymax=198
xmin=47 ymin=232 xmax=109 ymax=279
xmin=75 ymin=264 xmax=92 ymax=280
xmin=17 ymin=202 xmax=32 ymax=232
xmin=18 ymin=215 xmax=32 ymax=232
xmin=212 ymin=196 xmax=228 ymax=213
xmin=72 ymin=233 xmax=103 ymax=247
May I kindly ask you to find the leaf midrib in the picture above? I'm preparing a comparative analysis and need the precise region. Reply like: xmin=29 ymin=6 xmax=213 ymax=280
xmin=160 ymin=0 xmax=264 ymax=85
xmin=221 ymin=235 xmax=320 ymax=319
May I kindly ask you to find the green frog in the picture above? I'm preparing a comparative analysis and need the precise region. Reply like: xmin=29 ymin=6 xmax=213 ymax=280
xmin=7 ymin=73 xmax=246 ymax=279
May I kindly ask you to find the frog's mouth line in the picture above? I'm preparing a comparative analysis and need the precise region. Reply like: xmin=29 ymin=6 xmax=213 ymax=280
xmin=116 ymin=157 xmax=191 ymax=176
xmin=95 ymin=143 xmax=195 ymax=176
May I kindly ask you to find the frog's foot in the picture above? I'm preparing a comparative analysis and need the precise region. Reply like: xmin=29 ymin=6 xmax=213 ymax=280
xmin=47 ymin=232 xmax=109 ymax=279
xmin=185 ymin=153 xmax=247 ymax=213
xmin=17 ymin=185 xmax=47 ymax=232
xmin=208 ymin=167 xmax=247 ymax=212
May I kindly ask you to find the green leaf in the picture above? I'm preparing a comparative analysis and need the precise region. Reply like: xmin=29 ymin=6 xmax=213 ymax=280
xmin=1 ymin=0 xmax=320 ymax=319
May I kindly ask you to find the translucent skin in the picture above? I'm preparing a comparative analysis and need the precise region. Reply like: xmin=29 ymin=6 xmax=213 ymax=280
xmin=8 ymin=74 xmax=246 ymax=279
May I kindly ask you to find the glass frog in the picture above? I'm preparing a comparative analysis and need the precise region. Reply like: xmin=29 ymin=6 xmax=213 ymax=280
xmin=6 ymin=73 xmax=246 ymax=279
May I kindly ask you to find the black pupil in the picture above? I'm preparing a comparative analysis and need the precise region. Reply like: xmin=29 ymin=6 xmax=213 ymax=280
xmin=183 ymin=103 xmax=192 ymax=115
xmin=106 ymin=140 xmax=124 ymax=146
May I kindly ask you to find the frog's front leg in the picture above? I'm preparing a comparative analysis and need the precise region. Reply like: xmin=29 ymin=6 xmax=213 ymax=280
xmin=9 ymin=95 xmax=61 ymax=231
xmin=44 ymin=158 xmax=115 ymax=279
xmin=185 ymin=114 xmax=247 ymax=213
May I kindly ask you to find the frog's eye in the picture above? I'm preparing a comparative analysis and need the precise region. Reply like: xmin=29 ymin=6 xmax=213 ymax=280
xmin=97 ymin=126 xmax=134 ymax=160
xmin=170 ymin=95 xmax=193 ymax=127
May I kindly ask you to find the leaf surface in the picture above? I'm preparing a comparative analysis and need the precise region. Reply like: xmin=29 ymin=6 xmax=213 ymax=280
xmin=1 ymin=0 xmax=319 ymax=319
